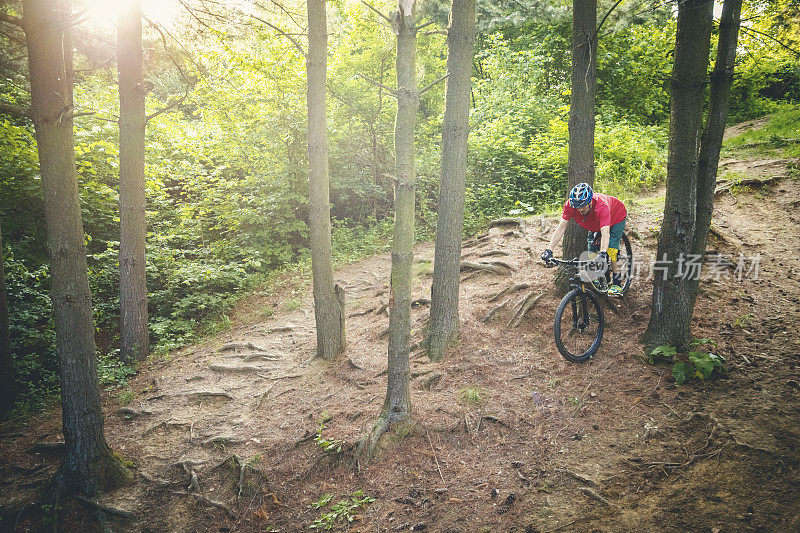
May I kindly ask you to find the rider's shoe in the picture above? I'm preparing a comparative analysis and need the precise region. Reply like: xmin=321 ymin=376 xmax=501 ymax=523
xmin=607 ymin=283 xmax=623 ymax=297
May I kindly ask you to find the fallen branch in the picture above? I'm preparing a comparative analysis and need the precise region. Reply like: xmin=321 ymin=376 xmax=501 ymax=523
xmin=577 ymin=487 xmax=615 ymax=507
xmin=556 ymin=468 xmax=600 ymax=489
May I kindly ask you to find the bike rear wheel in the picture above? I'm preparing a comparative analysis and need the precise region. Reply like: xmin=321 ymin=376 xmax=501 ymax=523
xmin=554 ymin=288 xmax=604 ymax=363
xmin=616 ymin=233 xmax=634 ymax=294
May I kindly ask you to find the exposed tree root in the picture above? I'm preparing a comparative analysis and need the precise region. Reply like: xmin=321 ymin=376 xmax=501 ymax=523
xmin=202 ymin=435 xmax=244 ymax=447
xmin=26 ymin=442 xmax=66 ymax=456
xmin=481 ymin=301 xmax=508 ymax=323
xmin=252 ymin=383 xmax=276 ymax=412
xmin=487 ymin=217 xmax=524 ymax=231
xmin=489 ymin=283 xmax=530 ymax=302
xmin=507 ymin=291 xmax=544 ymax=327
xmin=715 ymin=174 xmax=784 ymax=195
xmin=186 ymin=391 xmax=234 ymax=401
xmin=116 ymin=407 xmax=152 ymax=419
xmin=478 ymin=249 xmax=510 ymax=258
xmin=352 ymin=414 xmax=391 ymax=469
xmin=210 ymin=364 xmax=272 ymax=373
xmin=174 ymin=491 xmax=236 ymax=519
xmin=74 ymin=495 xmax=138 ymax=522
xmin=217 ymin=341 xmax=269 ymax=353
xmin=239 ymin=353 xmax=280 ymax=362
xmin=348 ymin=306 xmax=377 ymax=317
xmin=268 ymin=325 xmax=295 ymax=333
xmin=460 ymin=261 xmax=513 ymax=275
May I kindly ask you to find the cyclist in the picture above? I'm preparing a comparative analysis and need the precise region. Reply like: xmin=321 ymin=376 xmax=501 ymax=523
xmin=540 ymin=183 xmax=628 ymax=296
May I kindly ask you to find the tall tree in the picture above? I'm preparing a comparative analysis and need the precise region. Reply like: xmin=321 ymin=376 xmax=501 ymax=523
xmin=307 ymin=0 xmax=346 ymax=361
xmin=0 ymin=220 xmax=14 ymax=419
xmin=643 ymin=0 xmax=714 ymax=350
xmin=356 ymin=0 xmax=421 ymax=463
xmin=426 ymin=0 xmax=476 ymax=361
xmin=690 ymin=0 xmax=743 ymax=312
xmin=23 ymin=0 xmax=131 ymax=497
xmin=560 ymin=0 xmax=597 ymax=268
xmin=118 ymin=0 xmax=149 ymax=363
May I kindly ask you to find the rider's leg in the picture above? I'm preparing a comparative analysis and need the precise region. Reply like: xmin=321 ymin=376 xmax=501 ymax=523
xmin=606 ymin=219 xmax=627 ymax=295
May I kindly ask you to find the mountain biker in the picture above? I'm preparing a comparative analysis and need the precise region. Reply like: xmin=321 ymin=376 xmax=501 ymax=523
xmin=540 ymin=183 xmax=628 ymax=296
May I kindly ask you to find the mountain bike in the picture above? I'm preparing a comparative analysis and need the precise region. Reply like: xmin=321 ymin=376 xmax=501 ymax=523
xmin=543 ymin=231 xmax=634 ymax=362
xmin=544 ymin=257 xmax=605 ymax=362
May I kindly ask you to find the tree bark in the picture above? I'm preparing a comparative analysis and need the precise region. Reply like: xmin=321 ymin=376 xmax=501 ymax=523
xmin=307 ymin=0 xmax=345 ymax=361
xmin=690 ymin=0 xmax=742 ymax=313
xmin=385 ymin=0 xmax=417 ymax=426
xmin=643 ymin=0 xmax=713 ymax=351
xmin=0 ymin=220 xmax=14 ymax=419
xmin=426 ymin=0 xmax=475 ymax=361
xmin=118 ymin=0 xmax=150 ymax=363
xmin=560 ymin=0 xmax=597 ymax=276
xmin=24 ymin=0 xmax=131 ymax=498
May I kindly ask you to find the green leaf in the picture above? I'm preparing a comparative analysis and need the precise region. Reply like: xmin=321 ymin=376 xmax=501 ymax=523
xmin=672 ymin=362 xmax=691 ymax=385
xmin=688 ymin=351 xmax=718 ymax=380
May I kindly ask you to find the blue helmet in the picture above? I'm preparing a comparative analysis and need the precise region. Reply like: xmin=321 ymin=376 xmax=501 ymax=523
xmin=569 ymin=182 xmax=593 ymax=208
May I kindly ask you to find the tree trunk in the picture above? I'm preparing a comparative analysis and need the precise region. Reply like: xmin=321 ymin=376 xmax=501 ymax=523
xmin=690 ymin=0 xmax=742 ymax=313
xmin=24 ymin=0 xmax=131 ymax=498
xmin=0 ymin=220 xmax=14 ymax=419
xmin=643 ymin=0 xmax=713 ymax=351
xmin=560 ymin=0 xmax=596 ymax=275
xmin=384 ymin=1 xmax=416 ymax=426
xmin=307 ymin=0 xmax=345 ymax=361
xmin=426 ymin=0 xmax=475 ymax=361
xmin=118 ymin=0 xmax=149 ymax=363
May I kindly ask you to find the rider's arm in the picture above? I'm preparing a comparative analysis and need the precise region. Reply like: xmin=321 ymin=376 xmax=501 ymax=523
xmin=599 ymin=225 xmax=610 ymax=253
xmin=547 ymin=219 xmax=570 ymax=251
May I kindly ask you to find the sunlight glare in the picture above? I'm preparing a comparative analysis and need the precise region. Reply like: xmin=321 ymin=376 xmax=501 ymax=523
xmin=82 ymin=0 xmax=181 ymax=30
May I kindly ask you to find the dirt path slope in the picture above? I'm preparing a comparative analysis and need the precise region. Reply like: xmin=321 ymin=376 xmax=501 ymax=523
xmin=1 ymin=126 xmax=799 ymax=532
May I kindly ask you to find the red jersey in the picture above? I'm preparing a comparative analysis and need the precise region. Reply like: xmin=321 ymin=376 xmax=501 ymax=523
xmin=562 ymin=193 xmax=627 ymax=232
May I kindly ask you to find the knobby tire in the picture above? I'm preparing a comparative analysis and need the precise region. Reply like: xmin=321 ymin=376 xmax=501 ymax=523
xmin=553 ymin=288 xmax=604 ymax=363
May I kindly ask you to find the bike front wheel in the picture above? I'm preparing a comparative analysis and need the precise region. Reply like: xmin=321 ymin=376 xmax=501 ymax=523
xmin=554 ymin=288 xmax=604 ymax=363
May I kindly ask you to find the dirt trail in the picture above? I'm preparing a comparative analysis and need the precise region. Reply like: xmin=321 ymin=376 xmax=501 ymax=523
xmin=1 ymin=128 xmax=799 ymax=531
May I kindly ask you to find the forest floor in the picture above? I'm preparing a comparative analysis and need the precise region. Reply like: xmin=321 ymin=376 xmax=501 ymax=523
xmin=1 ymin=121 xmax=800 ymax=532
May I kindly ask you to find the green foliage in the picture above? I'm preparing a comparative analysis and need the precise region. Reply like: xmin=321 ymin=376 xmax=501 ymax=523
xmin=459 ymin=386 xmax=484 ymax=405
xmin=649 ymin=345 xmax=677 ymax=363
xmin=314 ymin=413 xmax=344 ymax=456
xmin=724 ymin=106 xmax=800 ymax=158
xmin=310 ymin=490 xmax=375 ymax=530
xmin=671 ymin=350 xmax=726 ymax=385
xmin=97 ymin=352 xmax=136 ymax=391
